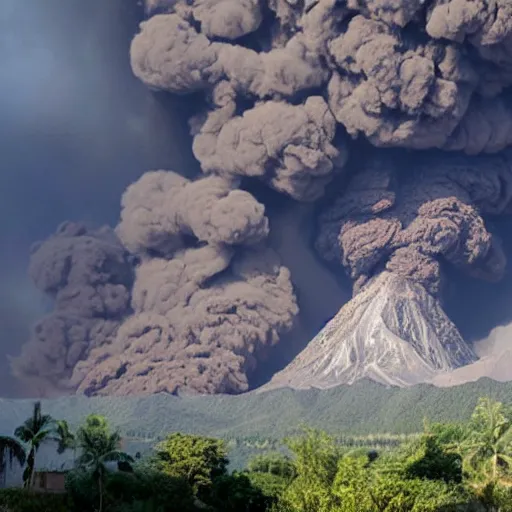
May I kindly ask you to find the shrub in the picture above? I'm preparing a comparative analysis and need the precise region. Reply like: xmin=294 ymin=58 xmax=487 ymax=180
xmin=65 ymin=465 xmax=198 ymax=512
xmin=0 ymin=489 xmax=69 ymax=512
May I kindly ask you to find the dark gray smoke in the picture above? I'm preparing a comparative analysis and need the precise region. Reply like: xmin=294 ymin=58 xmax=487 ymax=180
xmin=72 ymin=170 xmax=297 ymax=396
xmin=10 ymin=222 xmax=133 ymax=396
xmin=0 ymin=0 xmax=199 ymax=397
xmin=116 ymin=170 xmax=269 ymax=256
xmin=72 ymin=245 xmax=297 ymax=395
xmin=10 ymin=0 xmax=512 ymax=396
xmin=316 ymin=152 xmax=512 ymax=297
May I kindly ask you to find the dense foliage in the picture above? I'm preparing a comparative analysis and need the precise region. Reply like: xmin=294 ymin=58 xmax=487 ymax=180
xmin=0 ymin=488 xmax=69 ymax=512
xmin=3 ymin=378 xmax=512 ymax=465
xmin=4 ymin=395 xmax=512 ymax=511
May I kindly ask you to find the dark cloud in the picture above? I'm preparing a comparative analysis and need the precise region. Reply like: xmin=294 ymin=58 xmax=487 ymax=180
xmin=191 ymin=84 xmax=347 ymax=201
xmin=10 ymin=222 xmax=133 ymax=395
xmin=116 ymin=170 xmax=269 ymax=256
xmin=316 ymin=152 xmax=512 ymax=297
xmin=0 ymin=0 xmax=198 ymax=396
xmin=9 ymin=0 xmax=512 ymax=396
xmin=72 ymin=245 xmax=298 ymax=396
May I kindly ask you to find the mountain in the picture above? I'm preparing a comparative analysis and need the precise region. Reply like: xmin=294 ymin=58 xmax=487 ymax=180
xmin=265 ymin=271 xmax=476 ymax=390
xmin=1 ymin=378 xmax=512 ymax=475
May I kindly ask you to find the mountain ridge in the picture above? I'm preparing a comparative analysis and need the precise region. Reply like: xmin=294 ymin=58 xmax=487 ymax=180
xmin=0 ymin=376 xmax=510 ymax=438
xmin=1 ymin=377 xmax=511 ymax=475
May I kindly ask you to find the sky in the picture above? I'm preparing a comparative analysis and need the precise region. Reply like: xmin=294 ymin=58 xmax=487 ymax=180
xmin=2 ymin=0 xmax=512 ymax=397
xmin=0 ymin=0 xmax=198 ymax=396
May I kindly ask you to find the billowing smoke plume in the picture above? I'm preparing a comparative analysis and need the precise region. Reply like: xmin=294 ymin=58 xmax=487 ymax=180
xmin=72 ymin=244 xmax=297 ymax=395
xmin=13 ymin=171 xmax=298 ymax=396
xmin=71 ymin=171 xmax=298 ymax=396
xmin=116 ymin=170 xmax=269 ymax=256
xmin=10 ymin=222 xmax=133 ymax=395
xmin=316 ymin=152 xmax=512 ymax=298
xmin=11 ymin=0 xmax=512 ymax=395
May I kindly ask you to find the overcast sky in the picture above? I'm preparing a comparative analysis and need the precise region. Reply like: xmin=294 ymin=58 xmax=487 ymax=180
xmin=0 ymin=0 xmax=198 ymax=395
xmin=2 ymin=0 xmax=512 ymax=397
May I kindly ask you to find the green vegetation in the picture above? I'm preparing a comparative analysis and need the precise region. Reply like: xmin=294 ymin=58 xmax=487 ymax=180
xmin=2 ymin=378 xmax=512 ymax=469
xmin=13 ymin=401 xmax=74 ymax=488
xmin=0 ymin=489 xmax=68 ymax=512
xmin=0 ymin=436 xmax=25 ymax=487
xmin=3 ymin=394 xmax=512 ymax=510
xmin=73 ymin=414 xmax=134 ymax=512
xmin=152 ymin=433 xmax=228 ymax=496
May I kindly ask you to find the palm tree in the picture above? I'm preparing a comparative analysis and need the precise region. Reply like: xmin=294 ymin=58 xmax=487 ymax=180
xmin=54 ymin=419 xmax=76 ymax=455
xmin=75 ymin=414 xmax=134 ymax=512
xmin=0 ymin=436 xmax=26 ymax=488
xmin=461 ymin=397 xmax=512 ymax=488
xmin=14 ymin=401 xmax=74 ymax=489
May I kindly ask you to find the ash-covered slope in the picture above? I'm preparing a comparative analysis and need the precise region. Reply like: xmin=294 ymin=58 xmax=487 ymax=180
xmin=266 ymin=272 xmax=476 ymax=390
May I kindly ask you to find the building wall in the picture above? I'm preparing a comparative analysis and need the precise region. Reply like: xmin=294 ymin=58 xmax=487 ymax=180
xmin=32 ymin=471 xmax=67 ymax=493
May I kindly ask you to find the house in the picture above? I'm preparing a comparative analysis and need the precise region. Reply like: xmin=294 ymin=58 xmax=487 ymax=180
xmin=2 ymin=435 xmax=146 ymax=489
xmin=29 ymin=455 xmax=75 ymax=494
xmin=31 ymin=470 xmax=68 ymax=493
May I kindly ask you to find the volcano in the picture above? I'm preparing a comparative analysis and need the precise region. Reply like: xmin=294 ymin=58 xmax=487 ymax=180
xmin=265 ymin=271 xmax=477 ymax=390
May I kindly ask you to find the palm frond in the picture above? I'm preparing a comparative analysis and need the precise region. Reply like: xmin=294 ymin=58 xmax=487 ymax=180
xmin=78 ymin=427 xmax=100 ymax=454
xmin=14 ymin=425 xmax=33 ymax=443
xmin=496 ymin=426 xmax=512 ymax=451
xmin=0 ymin=436 xmax=26 ymax=468
xmin=101 ymin=451 xmax=134 ymax=464
xmin=32 ymin=428 xmax=54 ymax=446
xmin=76 ymin=451 xmax=95 ymax=469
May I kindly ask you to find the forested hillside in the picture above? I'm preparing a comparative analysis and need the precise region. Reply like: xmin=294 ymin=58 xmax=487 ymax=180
xmin=1 ymin=378 xmax=512 ymax=470
xmin=4 ymin=394 xmax=512 ymax=511
xmin=2 ymin=379 xmax=512 ymax=439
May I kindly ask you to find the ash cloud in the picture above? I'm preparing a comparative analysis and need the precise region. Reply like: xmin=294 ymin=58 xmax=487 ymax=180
xmin=11 ymin=0 xmax=512 ymax=395
xmin=13 ymin=172 xmax=298 ymax=396
xmin=10 ymin=222 xmax=133 ymax=395
xmin=72 ymin=245 xmax=297 ymax=396
xmin=70 ymin=171 xmax=298 ymax=396
xmin=191 ymin=84 xmax=346 ymax=201
xmin=116 ymin=170 xmax=269 ymax=256
xmin=316 ymin=152 xmax=512 ymax=297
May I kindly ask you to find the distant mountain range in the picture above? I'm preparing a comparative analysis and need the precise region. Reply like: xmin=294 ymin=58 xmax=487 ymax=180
xmin=1 ymin=377 xmax=512 ymax=477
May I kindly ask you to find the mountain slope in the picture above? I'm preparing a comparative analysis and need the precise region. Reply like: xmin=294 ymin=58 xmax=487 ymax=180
xmin=1 ymin=378 xmax=511 ymax=441
xmin=266 ymin=272 xmax=476 ymax=389
xmin=1 ymin=378 xmax=512 ymax=475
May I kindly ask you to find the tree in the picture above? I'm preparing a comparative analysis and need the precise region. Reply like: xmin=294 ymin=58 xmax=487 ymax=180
xmin=75 ymin=414 xmax=134 ymax=512
xmin=331 ymin=455 xmax=373 ymax=512
xmin=54 ymin=419 xmax=76 ymax=455
xmin=278 ymin=428 xmax=342 ymax=512
xmin=210 ymin=471 xmax=271 ymax=512
xmin=0 ymin=435 xmax=26 ymax=488
xmin=152 ymin=432 xmax=228 ymax=499
xmin=365 ymin=474 xmax=470 ymax=512
xmin=405 ymin=435 xmax=463 ymax=484
xmin=274 ymin=427 xmax=473 ymax=512
xmin=247 ymin=453 xmax=296 ymax=481
xmin=461 ymin=397 xmax=512 ymax=488
xmin=424 ymin=421 xmax=467 ymax=448
xmin=14 ymin=401 xmax=73 ymax=489
xmin=329 ymin=451 xmax=471 ymax=512
xmin=245 ymin=452 xmax=296 ymax=505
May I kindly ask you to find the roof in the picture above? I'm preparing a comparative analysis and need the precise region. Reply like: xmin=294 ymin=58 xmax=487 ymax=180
xmin=33 ymin=447 xmax=75 ymax=472
xmin=34 ymin=469 xmax=69 ymax=475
